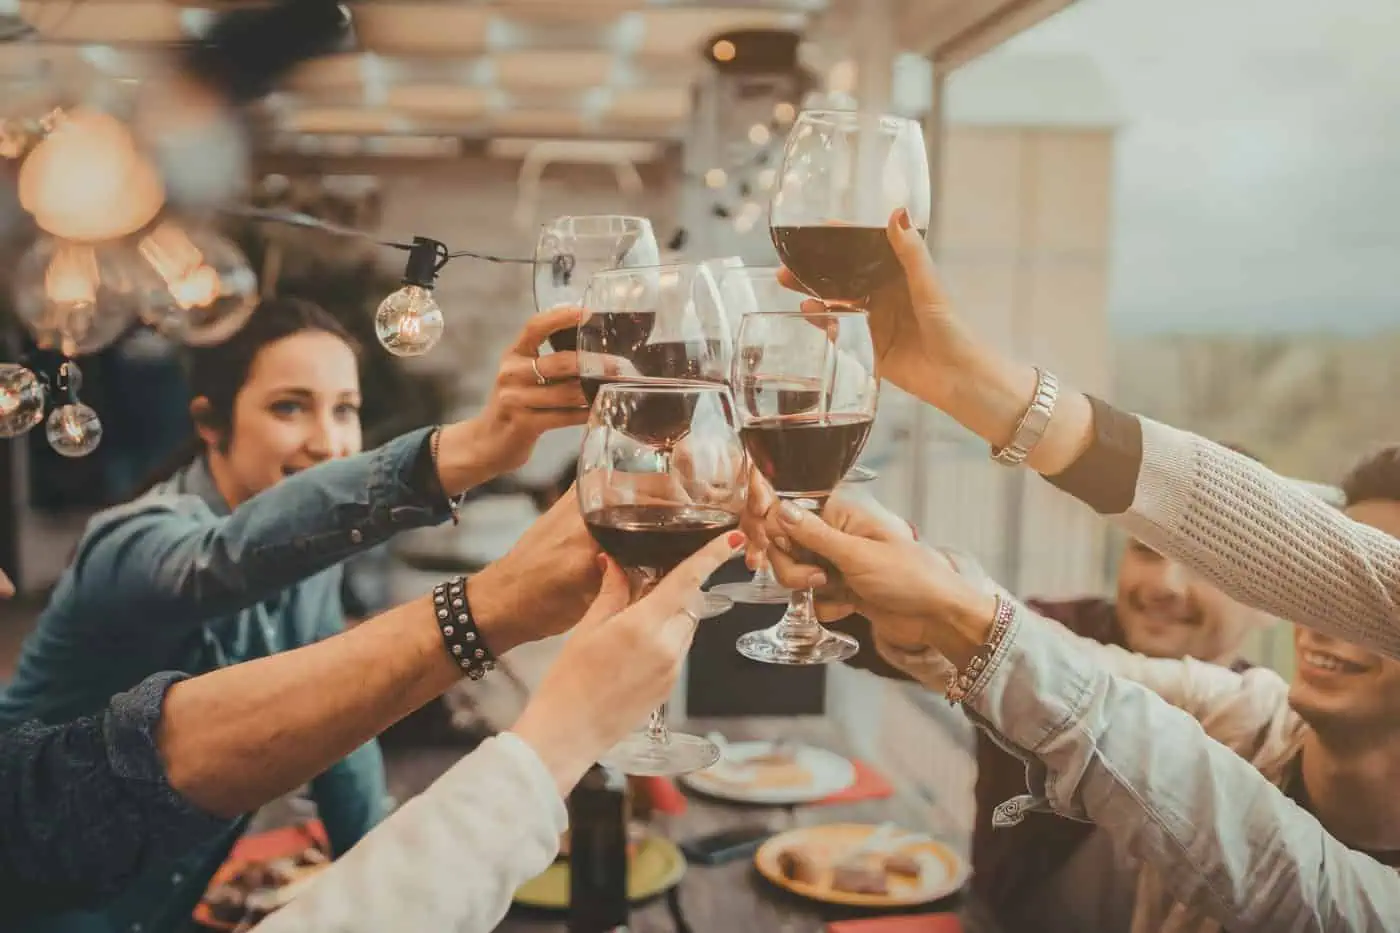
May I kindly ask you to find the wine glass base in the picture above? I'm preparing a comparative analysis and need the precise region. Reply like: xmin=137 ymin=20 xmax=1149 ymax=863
xmin=600 ymin=731 xmax=721 ymax=776
xmin=709 ymin=580 xmax=792 ymax=605
xmin=736 ymin=626 xmax=859 ymax=666
xmin=844 ymin=464 xmax=879 ymax=483
xmin=699 ymin=592 xmax=734 ymax=618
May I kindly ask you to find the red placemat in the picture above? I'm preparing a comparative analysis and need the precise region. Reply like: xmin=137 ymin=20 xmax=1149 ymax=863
xmin=828 ymin=914 xmax=963 ymax=933
xmin=226 ymin=820 xmax=328 ymax=863
xmin=818 ymin=759 xmax=893 ymax=805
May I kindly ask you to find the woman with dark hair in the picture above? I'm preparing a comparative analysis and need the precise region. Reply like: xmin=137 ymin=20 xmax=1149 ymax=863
xmin=0 ymin=296 xmax=589 ymax=933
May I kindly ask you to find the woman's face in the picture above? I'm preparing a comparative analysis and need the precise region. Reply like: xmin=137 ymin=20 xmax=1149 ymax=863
xmin=202 ymin=330 xmax=363 ymax=506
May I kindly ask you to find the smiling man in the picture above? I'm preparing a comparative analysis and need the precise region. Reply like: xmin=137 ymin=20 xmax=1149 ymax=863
xmin=963 ymin=446 xmax=1400 ymax=932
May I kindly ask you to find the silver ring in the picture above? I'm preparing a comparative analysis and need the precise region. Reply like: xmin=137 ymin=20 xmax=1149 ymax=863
xmin=530 ymin=357 xmax=547 ymax=386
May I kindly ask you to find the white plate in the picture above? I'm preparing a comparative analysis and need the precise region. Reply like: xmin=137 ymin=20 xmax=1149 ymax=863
xmin=680 ymin=740 xmax=857 ymax=805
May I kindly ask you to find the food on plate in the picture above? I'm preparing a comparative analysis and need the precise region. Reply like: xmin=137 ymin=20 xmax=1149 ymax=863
xmin=777 ymin=847 xmax=822 ymax=885
xmin=197 ymin=841 xmax=329 ymax=929
xmin=831 ymin=852 xmax=889 ymax=895
xmin=884 ymin=851 xmax=922 ymax=880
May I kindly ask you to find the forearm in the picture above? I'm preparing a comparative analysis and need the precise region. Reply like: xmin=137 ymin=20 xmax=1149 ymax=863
xmin=157 ymin=595 xmax=459 ymax=817
xmin=919 ymin=342 xmax=1096 ymax=478
xmin=253 ymin=734 xmax=566 ymax=933
xmin=432 ymin=419 xmax=511 ymax=498
xmin=963 ymin=610 xmax=1400 ymax=932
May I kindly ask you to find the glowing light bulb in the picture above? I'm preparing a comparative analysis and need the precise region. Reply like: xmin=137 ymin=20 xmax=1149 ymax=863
xmin=773 ymin=101 xmax=797 ymax=126
xmin=0 ymin=364 xmax=46 ymax=438
xmin=18 ymin=108 xmax=165 ymax=242
xmin=748 ymin=124 xmax=771 ymax=146
xmin=375 ymin=285 xmax=444 ymax=357
xmin=13 ymin=236 xmax=143 ymax=356
xmin=704 ymin=168 xmax=727 ymax=189
xmin=137 ymin=222 xmax=258 ymax=346
xmin=45 ymin=401 xmax=102 ymax=457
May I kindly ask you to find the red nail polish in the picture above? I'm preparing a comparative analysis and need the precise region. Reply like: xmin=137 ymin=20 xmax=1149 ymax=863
xmin=727 ymin=531 xmax=746 ymax=548
xmin=596 ymin=554 xmax=609 ymax=572
xmin=896 ymin=208 xmax=911 ymax=231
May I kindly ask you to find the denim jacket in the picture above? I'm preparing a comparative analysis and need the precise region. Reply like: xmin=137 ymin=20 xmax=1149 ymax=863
xmin=885 ymin=562 xmax=1400 ymax=933
xmin=0 ymin=427 xmax=450 ymax=933
xmin=0 ymin=673 xmax=234 ymax=923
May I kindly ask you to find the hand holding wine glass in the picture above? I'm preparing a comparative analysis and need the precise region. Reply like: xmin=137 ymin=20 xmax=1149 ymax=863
xmin=577 ymin=382 xmax=748 ymax=775
xmin=732 ymin=309 xmax=880 ymax=664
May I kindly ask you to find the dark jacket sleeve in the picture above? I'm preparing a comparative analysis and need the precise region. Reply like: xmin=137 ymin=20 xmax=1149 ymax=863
xmin=1042 ymin=395 xmax=1144 ymax=515
xmin=0 ymin=672 xmax=235 ymax=918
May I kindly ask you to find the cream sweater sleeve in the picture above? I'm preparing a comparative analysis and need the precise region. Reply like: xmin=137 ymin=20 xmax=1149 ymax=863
xmin=254 ymin=732 xmax=567 ymax=933
xmin=1118 ymin=418 xmax=1400 ymax=659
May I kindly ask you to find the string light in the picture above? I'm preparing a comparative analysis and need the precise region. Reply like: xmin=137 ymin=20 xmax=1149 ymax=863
xmin=375 ymin=237 xmax=447 ymax=357
xmin=0 ymin=363 xmax=46 ymax=439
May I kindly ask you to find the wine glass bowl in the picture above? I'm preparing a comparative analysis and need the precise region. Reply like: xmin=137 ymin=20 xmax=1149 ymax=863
xmin=578 ymin=382 xmax=747 ymax=775
xmin=577 ymin=263 xmax=731 ymax=412
xmin=534 ymin=215 xmax=660 ymax=352
xmin=769 ymin=110 xmax=930 ymax=306
xmin=732 ymin=309 xmax=879 ymax=665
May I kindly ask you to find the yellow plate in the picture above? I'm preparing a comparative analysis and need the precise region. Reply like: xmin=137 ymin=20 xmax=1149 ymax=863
xmin=755 ymin=823 xmax=968 ymax=908
xmin=514 ymin=836 xmax=686 ymax=909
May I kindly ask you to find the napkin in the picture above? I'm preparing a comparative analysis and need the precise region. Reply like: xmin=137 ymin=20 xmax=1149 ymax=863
xmin=818 ymin=759 xmax=894 ymax=805
xmin=827 ymin=914 xmax=963 ymax=933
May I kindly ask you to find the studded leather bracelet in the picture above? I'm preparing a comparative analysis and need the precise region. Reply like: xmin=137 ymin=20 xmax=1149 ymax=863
xmin=432 ymin=576 xmax=497 ymax=681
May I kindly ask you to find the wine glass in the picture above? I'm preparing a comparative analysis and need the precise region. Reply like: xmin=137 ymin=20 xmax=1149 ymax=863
xmin=732 ymin=310 xmax=880 ymax=664
xmin=534 ymin=215 xmax=660 ymax=352
xmin=769 ymin=110 xmax=930 ymax=307
xmin=579 ymin=263 xmax=735 ymax=619
xmin=579 ymin=382 xmax=748 ymax=775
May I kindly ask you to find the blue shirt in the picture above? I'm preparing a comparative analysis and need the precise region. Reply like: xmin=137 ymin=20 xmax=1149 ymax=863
xmin=0 ymin=672 xmax=234 ymax=923
xmin=0 ymin=427 xmax=449 ymax=933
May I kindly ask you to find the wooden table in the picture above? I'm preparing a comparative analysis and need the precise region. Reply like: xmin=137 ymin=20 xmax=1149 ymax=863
xmin=444 ymin=716 xmax=997 ymax=933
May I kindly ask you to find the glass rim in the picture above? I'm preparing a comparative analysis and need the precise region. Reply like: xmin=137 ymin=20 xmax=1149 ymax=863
xmin=737 ymin=309 xmax=868 ymax=321
xmin=794 ymin=108 xmax=920 ymax=128
xmin=595 ymin=379 xmax=732 ymax=397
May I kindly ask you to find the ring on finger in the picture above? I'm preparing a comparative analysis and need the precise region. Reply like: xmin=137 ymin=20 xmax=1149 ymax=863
xmin=530 ymin=357 xmax=547 ymax=386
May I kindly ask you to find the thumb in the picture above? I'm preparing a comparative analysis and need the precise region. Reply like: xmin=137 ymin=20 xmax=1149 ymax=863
xmin=775 ymin=501 xmax=862 ymax=567
xmin=885 ymin=208 xmax=943 ymax=310
xmin=574 ymin=556 xmax=631 ymax=632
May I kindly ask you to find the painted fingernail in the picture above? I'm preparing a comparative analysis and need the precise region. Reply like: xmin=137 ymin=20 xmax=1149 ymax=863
xmin=809 ymin=572 xmax=828 ymax=588
xmin=773 ymin=535 xmax=791 ymax=552
xmin=778 ymin=501 xmax=804 ymax=523
xmin=895 ymin=207 xmax=911 ymax=230
xmin=596 ymin=554 xmax=609 ymax=572
xmin=727 ymin=531 xmax=746 ymax=549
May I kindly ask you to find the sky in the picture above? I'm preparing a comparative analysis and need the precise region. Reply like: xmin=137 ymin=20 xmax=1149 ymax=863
xmin=962 ymin=0 xmax=1400 ymax=334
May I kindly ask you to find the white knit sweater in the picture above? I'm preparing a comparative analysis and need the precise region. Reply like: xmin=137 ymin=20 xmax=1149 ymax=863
xmin=1120 ymin=418 xmax=1400 ymax=658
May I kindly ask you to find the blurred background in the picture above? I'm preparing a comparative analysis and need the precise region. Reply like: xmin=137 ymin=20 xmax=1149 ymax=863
xmin=0 ymin=0 xmax=1396 ymax=855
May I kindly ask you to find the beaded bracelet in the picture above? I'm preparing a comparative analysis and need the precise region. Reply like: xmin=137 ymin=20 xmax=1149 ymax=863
xmin=945 ymin=593 xmax=1016 ymax=705
xmin=432 ymin=576 xmax=497 ymax=681
xmin=430 ymin=427 xmax=467 ymax=526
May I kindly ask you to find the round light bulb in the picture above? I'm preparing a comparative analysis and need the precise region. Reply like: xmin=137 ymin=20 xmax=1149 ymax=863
xmin=375 ymin=285 xmax=445 ymax=357
xmin=45 ymin=401 xmax=102 ymax=457
xmin=136 ymin=222 xmax=258 ymax=346
xmin=0 ymin=363 xmax=46 ymax=438
xmin=13 ymin=236 xmax=144 ymax=356
xmin=19 ymin=108 xmax=165 ymax=242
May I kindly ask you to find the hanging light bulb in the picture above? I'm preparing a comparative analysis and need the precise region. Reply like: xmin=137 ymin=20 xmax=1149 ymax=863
xmin=0 ymin=363 xmax=46 ymax=438
xmin=44 ymin=361 xmax=101 ymax=457
xmin=137 ymin=221 xmax=258 ymax=346
xmin=375 ymin=237 xmax=446 ymax=357
xmin=18 ymin=108 xmax=166 ymax=242
xmin=45 ymin=402 xmax=102 ymax=457
xmin=12 ymin=236 xmax=146 ymax=356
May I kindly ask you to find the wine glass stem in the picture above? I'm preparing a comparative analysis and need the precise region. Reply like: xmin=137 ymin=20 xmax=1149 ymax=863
xmin=778 ymin=586 xmax=823 ymax=645
xmin=751 ymin=563 xmax=777 ymax=588
xmin=626 ymin=568 xmax=673 ymax=749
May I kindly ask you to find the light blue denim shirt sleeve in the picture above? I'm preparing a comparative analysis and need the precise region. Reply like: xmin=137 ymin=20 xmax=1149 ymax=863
xmin=961 ymin=607 xmax=1400 ymax=933
xmin=67 ymin=427 xmax=447 ymax=629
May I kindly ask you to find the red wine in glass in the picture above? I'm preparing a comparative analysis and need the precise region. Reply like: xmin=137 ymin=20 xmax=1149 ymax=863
xmin=585 ymin=504 xmax=739 ymax=576
xmin=741 ymin=413 xmax=875 ymax=502
xmin=771 ymin=225 xmax=927 ymax=305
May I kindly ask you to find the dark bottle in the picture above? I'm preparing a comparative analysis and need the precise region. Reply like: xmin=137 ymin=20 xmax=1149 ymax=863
xmin=567 ymin=764 xmax=630 ymax=933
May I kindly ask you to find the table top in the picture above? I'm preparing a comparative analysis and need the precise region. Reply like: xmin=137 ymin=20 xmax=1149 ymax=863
xmin=466 ymin=716 xmax=996 ymax=933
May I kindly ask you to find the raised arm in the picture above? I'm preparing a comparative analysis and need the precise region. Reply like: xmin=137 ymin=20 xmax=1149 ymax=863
xmin=825 ymin=210 xmax=1400 ymax=660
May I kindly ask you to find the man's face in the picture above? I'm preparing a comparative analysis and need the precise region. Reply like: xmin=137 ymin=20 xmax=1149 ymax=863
xmin=1115 ymin=538 xmax=1271 ymax=662
xmin=1289 ymin=499 xmax=1400 ymax=737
